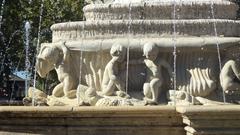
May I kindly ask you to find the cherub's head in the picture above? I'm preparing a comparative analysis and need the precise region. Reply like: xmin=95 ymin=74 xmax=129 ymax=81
xmin=110 ymin=43 xmax=126 ymax=62
xmin=143 ymin=42 xmax=159 ymax=61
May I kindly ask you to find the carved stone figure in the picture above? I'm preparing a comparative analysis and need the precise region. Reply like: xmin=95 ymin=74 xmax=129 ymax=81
xmin=36 ymin=42 xmax=79 ymax=98
xmin=101 ymin=43 xmax=130 ymax=98
xmin=220 ymin=60 xmax=240 ymax=93
xmin=142 ymin=42 xmax=172 ymax=105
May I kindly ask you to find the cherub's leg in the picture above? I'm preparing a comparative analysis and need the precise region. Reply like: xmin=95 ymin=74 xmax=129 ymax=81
xmin=63 ymin=76 xmax=77 ymax=98
xmin=143 ymin=82 xmax=157 ymax=105
xmin=143 ymin=83 xmax=151 ymax=98
xmin=151 ymin=78 xmax=162 ymax=101
xmin=52 ymin=83 xmax=64 ymax=97
xmin=101 ymin=80 xmax=116 ymax=96
xmin=148 ymin=78 xmax=162 ymax=104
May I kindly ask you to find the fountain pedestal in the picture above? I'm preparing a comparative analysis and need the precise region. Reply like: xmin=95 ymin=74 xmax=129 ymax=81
xmin=0 ymin=106 xmax=184 ymax=135
xmin=178 ymin=106 xmax=240 ymax=135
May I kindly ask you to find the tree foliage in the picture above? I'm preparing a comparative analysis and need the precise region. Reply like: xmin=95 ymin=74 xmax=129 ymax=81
xmin=0 ymin=0 xmax=85 ymax=96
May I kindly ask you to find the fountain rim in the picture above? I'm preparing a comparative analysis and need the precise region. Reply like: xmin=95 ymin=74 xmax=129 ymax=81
xmin=47 ymin=37 xmax=240 ymax=52
xmin=50 ymin=19 xmax=240 ymax=31
xmin=83 ymin=0 xmax=235 ymax=12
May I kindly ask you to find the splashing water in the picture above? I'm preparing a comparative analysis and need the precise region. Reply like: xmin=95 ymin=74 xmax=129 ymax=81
xmin=210 ymin=0 xmax=226 ymax=103
xmin=32 ymin=0 xmax=44 ymax=106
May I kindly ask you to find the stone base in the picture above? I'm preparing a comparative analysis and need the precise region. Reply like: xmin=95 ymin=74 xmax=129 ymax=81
xmin=177 ymin=106 xmax=240 ymax=135
xmin=0 ymin=105 xmax=239 ymax=135
xmin=0 ymin=106 xmax=184 ymax=135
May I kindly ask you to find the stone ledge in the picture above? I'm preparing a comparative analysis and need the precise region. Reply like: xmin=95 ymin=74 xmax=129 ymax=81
xmin=1 ymin=105 xmax=240 ymax=135
xmin=51 ymin=19 xmax=240 ymax=41
xmin=0 ymin=106 xmax=184 ymax=135
xmin=83 ymin=1 xmax=237 ymax=20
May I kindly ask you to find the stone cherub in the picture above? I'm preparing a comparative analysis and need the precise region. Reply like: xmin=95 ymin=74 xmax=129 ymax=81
xmin=220 ymin=59 xmax=240 ymax=93
xmin=142 ymin=42 xmax=172 ymax=105
xmin=101 ymin=43 xmax=130 ymax=98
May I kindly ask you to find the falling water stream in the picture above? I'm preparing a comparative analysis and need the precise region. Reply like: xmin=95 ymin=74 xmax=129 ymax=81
xmin=172 ymin=0 xmax=177 ymax=106
xmin=0 ymin=0 xmax=6 ymax=75
xmin=24 ymin=21 xmax=31 ymax=99
xmin=77 ymin=14 xmax=86 ymax=105
xmin=32 ymin=0 xmax=45 ymax=106
xmin=210 ymin=0 xmax=226 ymax=103
xmin=126 ymin=2 xmax=132 ymax=95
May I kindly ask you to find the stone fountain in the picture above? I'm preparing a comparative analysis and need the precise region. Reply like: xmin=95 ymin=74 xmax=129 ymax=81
xmin=1 ymin=0 xmax=240 ymax=135
xmin=28 ymin=0 xmax=240 ymax=106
